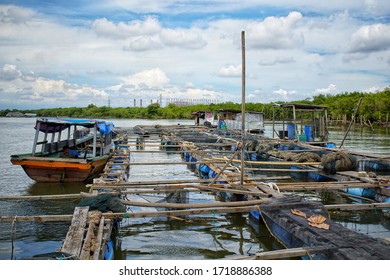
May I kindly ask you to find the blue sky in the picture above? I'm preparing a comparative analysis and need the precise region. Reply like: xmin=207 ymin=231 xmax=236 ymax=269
xmin=0 ymin=0 xmax=389 ymax=109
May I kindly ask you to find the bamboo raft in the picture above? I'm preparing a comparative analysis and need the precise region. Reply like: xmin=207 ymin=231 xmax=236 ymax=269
xmin=1 ymin=123 xmax=390 ymax=260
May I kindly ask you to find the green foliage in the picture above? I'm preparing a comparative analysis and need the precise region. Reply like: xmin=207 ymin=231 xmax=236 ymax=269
xmin=1 ymin=89 xmax=389 ymax=123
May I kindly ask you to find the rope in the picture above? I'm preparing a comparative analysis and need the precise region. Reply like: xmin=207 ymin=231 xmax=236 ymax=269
xmin=262 ymin=182 xmax=280 ymax=193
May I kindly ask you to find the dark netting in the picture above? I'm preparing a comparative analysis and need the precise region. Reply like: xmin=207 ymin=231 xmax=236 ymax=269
xmin=78 ymin=194 xmax=125 ymax=213
xmin=321 ymin=151 xmax=357 ymax=174
xmin=292 ymin=152 xmax=321 ymax=163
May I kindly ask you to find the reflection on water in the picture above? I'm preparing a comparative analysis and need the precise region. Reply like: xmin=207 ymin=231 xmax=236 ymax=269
xmin=27 ymin=182 xmax=89 ymax=196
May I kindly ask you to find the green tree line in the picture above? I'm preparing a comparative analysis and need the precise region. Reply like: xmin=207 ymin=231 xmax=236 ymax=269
xmin=1 ymin=88 xmax=389 ymax=124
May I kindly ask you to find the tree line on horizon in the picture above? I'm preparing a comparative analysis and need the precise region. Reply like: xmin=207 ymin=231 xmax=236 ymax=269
xmin=1 ymin=89 xmax=389 ymax=124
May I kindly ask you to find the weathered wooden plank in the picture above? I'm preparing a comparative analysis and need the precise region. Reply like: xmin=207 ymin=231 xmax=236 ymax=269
xmin=79 ymin=220 xmax=95 ymax=260
xmin=60 ymin=206 xmax=89 ymax=257
xmin=234 ymin=246 xmax=330 ymax=260
xmin=92 ymin=217 xmax=105 ymax=260
xmin=325 ymin=202 xmax=390 ymax=211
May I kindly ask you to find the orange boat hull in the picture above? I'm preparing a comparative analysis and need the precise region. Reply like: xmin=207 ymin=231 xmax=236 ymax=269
xmin=11 ymin=156 xmax=110 ymax=183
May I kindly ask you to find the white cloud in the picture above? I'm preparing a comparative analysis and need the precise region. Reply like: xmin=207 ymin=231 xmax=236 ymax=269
xmin=258 ymin=56 xmax=296 ymax=66
xmin=119 ymin=68 xmax=169 ymax=89
xmin=160 ymin=28 xmax=207 ymax=49
xmin=32 ymin=78 xmax=108 ymax=103
xmin=0 ymin=64 xmax=22 ymax=80
xmin=0 ymin=6 xmax=34 ymax=24
xmin=315 ymin=83 xmax=337 ymax=94
xmin=245 ymin=11 xmax=303 ymax=49
xmin=349 ymin=24 xmax=390 ymax=53
xmin=1 ymin=3 xmax=390 ymax=108
xmin=273 ymin=88 xmax=297 ymax=99
xmin=124 ymin=36 xmax=162 ymax=51
xmin=217 ymin=64 xmax=242 ymax=77
xmin=92 ymin=16 xmax=161 ymax=39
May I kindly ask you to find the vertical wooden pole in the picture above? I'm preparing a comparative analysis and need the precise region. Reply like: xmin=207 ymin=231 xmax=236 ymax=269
xmin=32 ymin=121 xmax=40 ymax=156
xmin=293 ymin=105 xmax=298 ymax=140
xmin=272 ymin=106 xmax=275 ymax=138
xmin=93 ymin=124 xmax=97 ymax=157
xmin=240 ymin=30 xmax=246 ymax=187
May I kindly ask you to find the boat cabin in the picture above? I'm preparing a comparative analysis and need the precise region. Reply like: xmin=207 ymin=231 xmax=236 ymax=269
xmin=31 ymin=118 xmax=115 ymax=158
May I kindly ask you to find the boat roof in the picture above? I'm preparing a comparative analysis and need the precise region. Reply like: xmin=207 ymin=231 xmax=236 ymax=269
xmin=273 ymin=103 xmax=328 ymax=110
xmin=35 ymin=118 xmax=114 ymax=134
xmin=217 ymin=109 xmax=263 ymax=114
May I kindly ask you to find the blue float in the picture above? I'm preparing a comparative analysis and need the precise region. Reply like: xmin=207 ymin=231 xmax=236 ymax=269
xmin=304 ymin=125 xmax=313 ymax=141
xmin=287 ymin=123 xmax=296 ymax=140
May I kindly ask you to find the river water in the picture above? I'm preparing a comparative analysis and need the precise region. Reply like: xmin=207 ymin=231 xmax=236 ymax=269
xmin=0 ymin=117 xmax=389 ymax=260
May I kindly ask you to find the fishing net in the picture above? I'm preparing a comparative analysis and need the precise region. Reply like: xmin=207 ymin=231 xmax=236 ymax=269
xmin=292 ymin=152 xmax=321 ymax=163
xmin=77 ymin=194 xmax=126 ymax=213
xmin=321 ymin=151 xmax=357 ymax=174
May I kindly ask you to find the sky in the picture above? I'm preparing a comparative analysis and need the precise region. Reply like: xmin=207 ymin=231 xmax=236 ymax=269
xmin=0 ymin=0 xmax=389 ymax=109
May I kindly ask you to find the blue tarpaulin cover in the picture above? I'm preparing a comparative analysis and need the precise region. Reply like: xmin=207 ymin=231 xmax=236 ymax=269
xmin=35 ymin=118 xmax=114 ymax=134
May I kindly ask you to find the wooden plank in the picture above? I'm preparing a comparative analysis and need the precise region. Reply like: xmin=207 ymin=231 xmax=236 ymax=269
xmin=79 ymin=220 xmax=95 ymax=260
xmin=60 ymin=206 xmax=89 ymax=257
xmin=92 ymin=217 xmax=105 ymax=260
xmin=234 ymin=246 xmax=330 ymax=260
xmin=325 ymin=202 xmax=390 ymax=211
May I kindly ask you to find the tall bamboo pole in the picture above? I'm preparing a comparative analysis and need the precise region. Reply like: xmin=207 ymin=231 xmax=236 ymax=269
xmin=240 ymin=30 xmax=246 ymax=187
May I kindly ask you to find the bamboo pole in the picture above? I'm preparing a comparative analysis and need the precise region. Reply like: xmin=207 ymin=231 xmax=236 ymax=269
xmin=127 ymin=160 xmax=225 ymax=165
xmin=89 ymin=183 xmax=270 ymax=197
xmin=120 ymin=198 xmax=269 ymax=209
xmin=241 ymin=30 xmax=246 ymax=187
xmin=0 ymin=194 xmax=81 ymax=201
xmin=325 ymin=202 xmax=390 ymax=211
xmin=0 ymin=206 xmax=261 ymax=222
xmin=213 ymin=157 xmax=321 ymax=166
xmin=339 ymin=97 xmax=363 ymax=149
xmin=2 ymin=202 xmax=390 ymax=223
xmin=233 ymin=246 xmax=330 ymax=260
xmin=208 ymin=144 xmax=242 ymax=186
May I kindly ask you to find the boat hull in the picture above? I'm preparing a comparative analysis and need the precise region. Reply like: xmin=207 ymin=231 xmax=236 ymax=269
xmin=11 ymin=155 xmax=110 ymax=183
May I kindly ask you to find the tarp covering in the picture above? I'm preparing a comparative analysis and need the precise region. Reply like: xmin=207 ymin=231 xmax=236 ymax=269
xmin=35 ymin=118 xmax=114 ymax=134
xmin=96 ymin=120 xmax=115 ymax=135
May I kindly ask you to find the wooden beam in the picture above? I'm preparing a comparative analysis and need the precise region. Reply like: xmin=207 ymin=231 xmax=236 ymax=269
xmin=234 ymin=246 xmax=330 ymax=260
xmin=60 ymin=206 xmax=89 ymax=257
xmin=120 ymin=198 xmax=270 ymax=209
xmin=325 ymin=202 xmax=390 ymax=211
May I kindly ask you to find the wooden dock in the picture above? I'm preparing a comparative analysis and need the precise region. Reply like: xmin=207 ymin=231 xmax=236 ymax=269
xmin=60 ymin=207 xmax=114 ymax=260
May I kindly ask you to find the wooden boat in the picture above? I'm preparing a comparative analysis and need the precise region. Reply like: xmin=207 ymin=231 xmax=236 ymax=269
xmin=11 ymin=117 xmax=115 ymax=183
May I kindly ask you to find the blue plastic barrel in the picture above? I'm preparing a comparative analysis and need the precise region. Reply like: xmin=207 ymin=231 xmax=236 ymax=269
xmin=287 ymin=123 xmax=296 ymax=140
xmin=304 ymin=125 xmax=313 ymax=141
